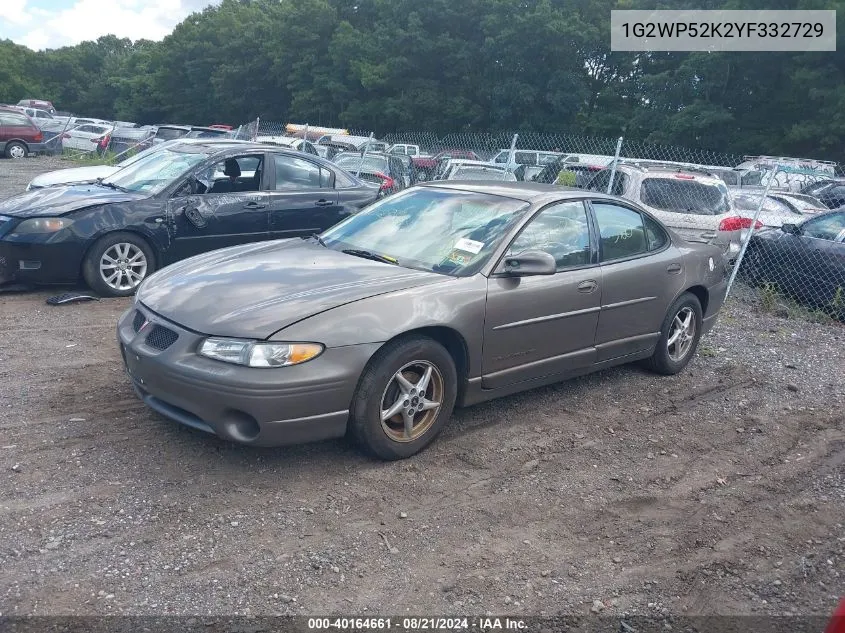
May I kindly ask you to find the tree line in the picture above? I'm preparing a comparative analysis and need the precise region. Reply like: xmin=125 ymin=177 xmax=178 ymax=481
xmin=1 ymin=0 xmax=843 ymax=161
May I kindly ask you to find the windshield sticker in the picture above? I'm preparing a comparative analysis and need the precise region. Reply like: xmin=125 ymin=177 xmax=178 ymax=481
xmin=454 ymin=237 xmax=484 ymax=254
xmin=446 ymin=251 xmax=470 ymax=266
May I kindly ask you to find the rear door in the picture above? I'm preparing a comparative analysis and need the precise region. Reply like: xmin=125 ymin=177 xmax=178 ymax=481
xmin=266 ymin=153 xmax=340 ymax=238
xmin=167 ymin=153 xmax=270 ymax=260
xmin=590 ymin=200 xmax=686 ymax=362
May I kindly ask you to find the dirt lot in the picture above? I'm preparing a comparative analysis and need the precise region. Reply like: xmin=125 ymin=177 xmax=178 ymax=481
xmin=0 ymin=157 xmax=843 ymax=622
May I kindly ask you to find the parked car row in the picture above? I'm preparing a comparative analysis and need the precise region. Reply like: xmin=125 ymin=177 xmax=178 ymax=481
xmin=9 ymin=119 xmax=844 ymax=454
xmin=0 ymin=139 xmax=379 ymax=296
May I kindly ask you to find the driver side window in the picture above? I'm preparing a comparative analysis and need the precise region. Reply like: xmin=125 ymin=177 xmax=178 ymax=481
xmin=507 ymin=201 xmax=591 ymax=269
xmin=196 ymin=155 xmax=263 ymax=195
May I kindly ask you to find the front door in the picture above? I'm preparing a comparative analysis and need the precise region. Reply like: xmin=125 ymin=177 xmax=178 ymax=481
xmin=267 ymin=153 xmax=341 ymax=239
xmin=167 ymin=153 xmax=269 ymax=261
xmin=482 ymin=200 xmax=600 ymax=390
xmin=590 ymin=201 xmax=686 ymax=362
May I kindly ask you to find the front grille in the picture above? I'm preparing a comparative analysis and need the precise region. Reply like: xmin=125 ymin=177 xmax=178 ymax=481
xmin=132 ymin=310 xmax=146 ymax=332
xmin=145 ymin=324 xmax=178 ymax=350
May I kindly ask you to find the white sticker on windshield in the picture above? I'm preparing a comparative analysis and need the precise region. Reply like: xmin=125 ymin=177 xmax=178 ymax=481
xmin=454 ymin=237 xmax=484 ymax=254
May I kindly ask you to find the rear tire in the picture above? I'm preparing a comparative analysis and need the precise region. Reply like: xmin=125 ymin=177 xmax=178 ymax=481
xmin=644 ymin=292 xmax=703 ymax=376
xmin=349 ymin=336 xmax=457 ymax=460
xmin=82 ymin=232 xmax=156 ymax=297
xmin=5 ymin=142 xmax=27 ymax=159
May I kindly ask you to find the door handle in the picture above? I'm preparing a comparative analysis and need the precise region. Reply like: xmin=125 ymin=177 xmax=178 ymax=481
xmin=577 ymin=280 xmax=598 ymax=293
xmin=244 ymin=201 xmax=266 ymax=209
xmin=315 ymin=199 xmax=334 ymax=207
xmin=667 ymin=263 xmax=682 ymax=274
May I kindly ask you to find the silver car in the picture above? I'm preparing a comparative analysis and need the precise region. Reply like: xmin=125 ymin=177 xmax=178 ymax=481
xmin=119 ymin=183 xmax=728 ymax=460
xmin=587 ymin=163 xmax=752 ymax=257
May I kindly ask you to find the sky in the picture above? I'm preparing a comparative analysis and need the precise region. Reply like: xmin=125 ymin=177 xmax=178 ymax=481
xmin=0 ymin=0 xmax=216 ymax=51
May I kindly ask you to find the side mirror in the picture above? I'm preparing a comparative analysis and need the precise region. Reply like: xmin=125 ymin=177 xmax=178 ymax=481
xmin=781 ymin=223 xmax=800 ymax=235
xmin=497 ymin=250 xmax=557 ymax=276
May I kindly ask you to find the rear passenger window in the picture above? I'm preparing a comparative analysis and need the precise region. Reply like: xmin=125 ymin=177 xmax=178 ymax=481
xmin=643 ymin=214 xmax=669 ymax=251
xmin=592 ymin=202 xmax=648 ymax=261
xmin=274 ymin=155 xmax=322 ymax=189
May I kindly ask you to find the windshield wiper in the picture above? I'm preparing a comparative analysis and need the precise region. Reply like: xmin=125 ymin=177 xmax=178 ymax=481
xmin=98 ymin=181 xmax=129 ymax=192
xmin=342 ymin=249 xmax=398 ymax=265
xmin=302 ymin=233 xmax=327 ymax=247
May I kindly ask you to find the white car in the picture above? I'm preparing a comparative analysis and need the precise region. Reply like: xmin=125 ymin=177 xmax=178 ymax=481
xmin=61 ymin=123 xmax=114 ymax=151
xmin=388 ymin=143 xmax=421 ymax=157
xmin=437 ymin=159 xmax=511 ymax=180
xmin=27 ymin=138 xmax=254 ymax=190
xmin=730 ymin=191 xmax=827 ymax=227
xmin=254 ymin=135 xmax=320 ymax=156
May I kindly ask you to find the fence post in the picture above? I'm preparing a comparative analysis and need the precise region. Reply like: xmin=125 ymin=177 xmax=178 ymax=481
xmin=253 ymin=116 xmax=260 ymax=141
xmin=725 ymin=164 xmax=780 ymax=298
xmin=357 ymin=131 xmax=374 ymax=178
xmin=505 ymin=133 xmax=519 ymax=179
xmin=606 ymin=136 xmax=624 ymax=194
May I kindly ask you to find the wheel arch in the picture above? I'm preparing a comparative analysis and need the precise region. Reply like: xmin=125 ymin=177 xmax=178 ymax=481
xmin=683 ymin=284 xmax=709 ymax=316
xmin=375 ymin=326 xmax=470 ymax=404
xmin=4 ymin=139 xmax=30 ymax=155
xmin=79 ymin=229 xmax=158 ymax=279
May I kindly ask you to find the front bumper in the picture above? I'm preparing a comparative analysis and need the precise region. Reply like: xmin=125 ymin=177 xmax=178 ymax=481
xmin=117 ymin=303 xmax=380 ymax=447
xmin=0 ymin=236 xmax=85 ymax=286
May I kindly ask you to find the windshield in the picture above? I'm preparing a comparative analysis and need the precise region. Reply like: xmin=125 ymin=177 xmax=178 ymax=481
xmin=640 ymin=177 xmax=732 ymax=215
xmin=116 ymin=140 xmax=176 ymax=168
xmin=321 ymin=187 xmax=529 ymax=276
xmin=733 ymin=194 xmax=799 ymax=215
xmin=102 ymin=147 xmax=210 ymax=194
xmin=334 ymin=154 xmax=389 ymax=174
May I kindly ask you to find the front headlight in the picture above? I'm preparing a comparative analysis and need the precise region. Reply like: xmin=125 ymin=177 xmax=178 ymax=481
xmin=198 ymin=338 xmax=324 ymax=368
xmin=12 ymin=217 xmax=73 ymax=234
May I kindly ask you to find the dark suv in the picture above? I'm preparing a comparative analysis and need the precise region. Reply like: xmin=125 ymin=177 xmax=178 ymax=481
xmin=0 ymin=107 xmax=46 ymax=158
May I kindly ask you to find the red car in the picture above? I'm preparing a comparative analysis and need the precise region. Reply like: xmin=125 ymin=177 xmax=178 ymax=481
xmin=826 ymin=597 xmax=845 ymax=633
xmin=0 ymin=107 xmax=46 ymax=158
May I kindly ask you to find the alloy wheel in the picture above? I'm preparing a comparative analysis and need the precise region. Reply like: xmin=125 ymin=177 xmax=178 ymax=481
xmin=100 ymin=243 xmax=148 ymax=291
xmin=380 ymin=361 xmax=444 ymax=442
xmin=9 ymin=145 xmax=25 ymax=159
xmin=667 ymin=306 xmax=696 ymax=362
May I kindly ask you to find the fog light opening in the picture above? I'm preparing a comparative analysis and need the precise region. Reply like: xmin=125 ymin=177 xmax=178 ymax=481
xmin=222 ymin=410 xmax=260 ymax=442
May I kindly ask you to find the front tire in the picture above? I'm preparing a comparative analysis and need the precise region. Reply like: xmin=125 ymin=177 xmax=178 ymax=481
xmin=350 ymin=336 xmax=457 ymax=460
xmin=82 ymin=232 xmax=156 ymax=297
xmin=5 ymin=142 xmax=27 ymax=159
xmin=644 ymin=292 xmax=703 ymax=375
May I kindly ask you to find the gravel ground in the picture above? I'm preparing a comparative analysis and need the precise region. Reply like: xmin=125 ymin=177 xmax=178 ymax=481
xmin=0 ymin=158 xmax=843 ymax=621
xmin=0 ymin=155 xmax=68 ymax=192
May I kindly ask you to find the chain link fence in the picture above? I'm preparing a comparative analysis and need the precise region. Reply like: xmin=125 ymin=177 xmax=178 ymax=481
xmin=237 ymin=121 xmax=843 ymax=320
xmin=55 ymin=112 xmax=845 ymax=321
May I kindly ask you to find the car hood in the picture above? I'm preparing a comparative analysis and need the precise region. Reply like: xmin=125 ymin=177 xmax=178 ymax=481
xmin=28 ymin=165 xmax=121 ymax=189
xmin=0 ymin=184 xmax=146 ymax=218
xmin=137 ymin=240 xmax=449 ymax=339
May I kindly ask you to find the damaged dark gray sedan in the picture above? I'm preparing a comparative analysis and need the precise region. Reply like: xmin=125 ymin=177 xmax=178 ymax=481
xmin=118 ymin=182 xmax=729 ymax=460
